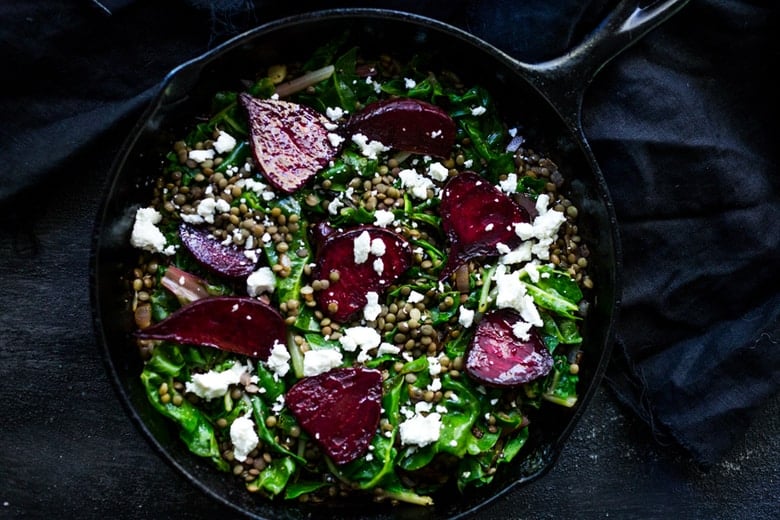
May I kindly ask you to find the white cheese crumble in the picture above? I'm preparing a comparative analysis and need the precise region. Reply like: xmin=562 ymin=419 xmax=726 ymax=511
xmin=328 ymin=132 xmax=345 ymax=148
xmin=493 ymin=265 xmax=543 ymax=326
xmin=327 ymin=197 xmax=344 ymax=216
xmin=399 ymin=412 xmax=442 ymax=447
xmin=373 ymin=209 xmax=395 ymax=227
xmin=470 ymin=106 xmax=487 ymax=116
xmin=339 ymin=326 xmax=382 ymax=362
xmin=499 ymin=173 xmax=518 ymax=194
xmin=238 ymin=178 xmax=275 ymax=202
xmin=398 ymin=168 xmax=434 ymax=200
xmin=188 ymin=149 xmax=215 ymax=163
xmin=426 ymin=161 xmax=449 ymax=182
xmin=193 ymin=197 xmax=231 ymax=224
xmin=521 ymin=262 xmax=542 ymax=283
xmin=213 ymin=131 xmax=237 ymax=154
xmin=364 ymin=76 xmax=382 ymax=94
xmin=377 ymin=343 xmax=401 ymax=356
xmin=325 ymin=106 xmax=345 ymax=121
xmin=351 ymin=133 xmax=389 ymax=159
xmin=130 ymin=207 xmax=175 ymax=256
xmin=363 ymin=291 xmax=382 ymax=321
xmin=184 ymin=361 xmax=253 ymax=401
xmin=427 ymin=356 xmax=442 ymax=376
xmin=458 ymin=306 xmax=475 ymax=328
xmin=404 ymin=77 xmax=417 ymax=89
xmin=339 ymin=326 xmax=381 ymax=352
xmin=179 ymin=213 xmax=205 ymax=225
xmin=265 ymin=340 xmax=290 ymax=378
xmin=271 ymin=394 xmax=285 ymax=413
xmin=370 ymin=237 xmax=386 ymax=257
xmin=498 ymin=241 xmax=533 ymax=265
xmin=407 ymin=290 xmax=425 ymax=304
xmin=353 ymin=230 xmax=372 ymax=264
xmin=511 ymin=319 xmax=533 ymax=342
xmin=246 ymin=266 xmax=276 ymax=297
xmin=372 ymin=257 xmax=384 ymax=275
xmin=513 ymin=194 xmax=566 ymax=261
xmin=230 ymin=414 xmax=259 ymax=462
xmin=415 ymin=401 xmax=433 ymax=414
xmin=303 ymin=349 xmax=344 ymax=377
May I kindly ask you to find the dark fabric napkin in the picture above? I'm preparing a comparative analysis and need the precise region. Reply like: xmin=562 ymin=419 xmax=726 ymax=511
xmin=1 ymin=0 xmax=777 ymax=468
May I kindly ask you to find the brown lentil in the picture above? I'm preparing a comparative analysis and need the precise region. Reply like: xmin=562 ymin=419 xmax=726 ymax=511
xmin=130 ymin=54 xmax=594 ymax=506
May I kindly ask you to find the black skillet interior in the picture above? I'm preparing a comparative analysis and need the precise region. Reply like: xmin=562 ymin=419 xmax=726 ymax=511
xmin=91 ymin=9 xmax=621 ymax=520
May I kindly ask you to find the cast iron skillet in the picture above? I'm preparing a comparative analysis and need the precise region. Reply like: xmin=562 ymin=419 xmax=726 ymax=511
xmin=91 ymin=1 xmax=688 ymax=518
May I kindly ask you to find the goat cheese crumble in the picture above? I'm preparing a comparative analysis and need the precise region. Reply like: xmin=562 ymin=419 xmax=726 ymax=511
xmin=184 ymin=361 xmax=255 ymax=401
xmin=303 ymin=349 xmax=344 ymax=377
xmin=246 ymin=266 xmax=276 ymax=297
xmin=399 ymin=412 xmax=442 ymax=447
xmin=230 ymin=414 xmax=259 ymax=462
xmin=266 ymin=340 xmax=291 ymax=378
xmin=130 ymin=207 xmax=175 ymax=256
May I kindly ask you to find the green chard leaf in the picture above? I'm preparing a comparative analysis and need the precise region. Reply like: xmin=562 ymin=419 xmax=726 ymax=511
xmin=523 ymin=267 xmax=583 ymax=321
xmin=140 ymin=369 xmax=228 ymax=471
xmin=284 ymin=480 xmax=329 ymax=500
xmin=248 ymin=456 xmax=297 ymax=497
xmin=250 ymin=396 xmax=306 ymax=463
xmin=542 ymin=355 xmax=579 ymax=407
xmin=262 ymin=196 xmax=311 ymax=306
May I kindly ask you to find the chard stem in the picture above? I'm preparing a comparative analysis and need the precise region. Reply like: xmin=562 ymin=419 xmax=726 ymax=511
xmin=288 ymin=330 xmax=305 ymax=379
xmin=275 ymin=65 xmax=335 ymax=98
xmin=376 ymin=489 xmax=434 ymax=506
xmin=478 ymin=264 xmax=498 ymax=313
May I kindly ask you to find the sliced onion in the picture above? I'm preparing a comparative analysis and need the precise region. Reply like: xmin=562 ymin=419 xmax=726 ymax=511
xmin=454 ymin=263 xmax=470 ymax=293
xmin=161 ymin=265 xmax=211 ymax=304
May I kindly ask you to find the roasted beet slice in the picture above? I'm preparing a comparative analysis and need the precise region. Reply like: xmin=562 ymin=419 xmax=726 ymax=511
xmin=313 ymin=226 xmax=412 ymax=322
xmin=135 ymin=296 xmax=286 ymax=359
xmin=465 ymin=309 xmax=553 ymax=387
xmin=343 ymin=98 xmax=456 ymax=159
xmin=439 ymin=171 xmax=529 ymax=279
xmin=285 ymin=367 xmax=382 ymax=465
xmin=310 ymin=220 xmax=336 ymax=251
xmin=179 ymin=223 xmax=256 ymax=279
xmin=239 ymin=93 xmax=337 ymax=193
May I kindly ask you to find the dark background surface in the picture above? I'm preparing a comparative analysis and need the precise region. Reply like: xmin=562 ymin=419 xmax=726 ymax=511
xmin=1 ymin=0 xmax=778 ymax=518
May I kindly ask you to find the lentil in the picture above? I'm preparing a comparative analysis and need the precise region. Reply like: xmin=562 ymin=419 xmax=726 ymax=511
xmin=128 ymin=47 xmax=593 ymax=508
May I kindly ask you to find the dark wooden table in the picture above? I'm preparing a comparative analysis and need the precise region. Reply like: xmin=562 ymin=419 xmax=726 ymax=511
xmin=0 ymin=120 xmax=777 ymax=519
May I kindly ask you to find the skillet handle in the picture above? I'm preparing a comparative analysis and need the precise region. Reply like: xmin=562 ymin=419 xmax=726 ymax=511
xmin=516 ymin=0 xmax=690 ymax=133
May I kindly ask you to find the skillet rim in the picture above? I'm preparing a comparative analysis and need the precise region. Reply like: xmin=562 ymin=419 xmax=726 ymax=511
xmin=90 ymin=7 xmax=622 ymax=519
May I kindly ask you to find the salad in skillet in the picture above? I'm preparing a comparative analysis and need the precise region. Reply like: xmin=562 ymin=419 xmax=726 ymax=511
xmin=127 ymin=41 xmax=592 ymax=506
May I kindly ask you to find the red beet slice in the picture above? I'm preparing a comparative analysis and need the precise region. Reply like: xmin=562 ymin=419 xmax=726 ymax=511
xmin=285 ymin=367 xmax=382 ymax=465
xmin=439 ymin=171 xmax=529 ymax=280
xmin=313 ymin=226 xmax=412 ymax=322
xmin=239 ymin=93 xmax=338 ymax=193
xmin=343 ymin=98 xmax=456 ymax=159
xmin=311 ymin=220 xmax=336 ymax=251
xmin=465 ymin=309 xmax=553 ymax=387
xmin=179 ymin=223 xmax=256 ymax=279
xmin=135 ymin=296 xmax=286 ymax=359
